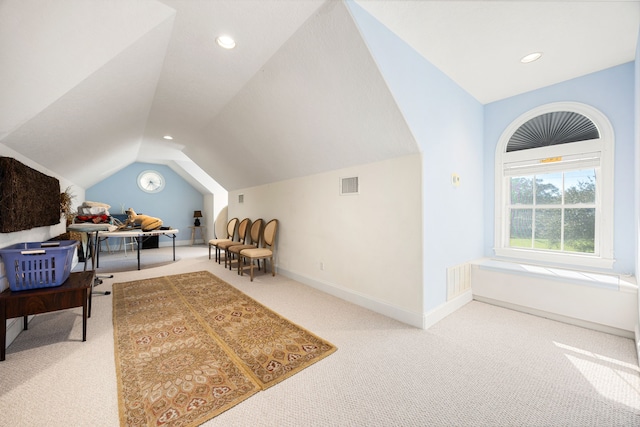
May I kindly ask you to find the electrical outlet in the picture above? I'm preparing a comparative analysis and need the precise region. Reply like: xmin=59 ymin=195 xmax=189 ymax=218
xmin=320 ymin=262 xmax=324 ymax=270
xmin=451 ymin=173 xmax=461 ymax=187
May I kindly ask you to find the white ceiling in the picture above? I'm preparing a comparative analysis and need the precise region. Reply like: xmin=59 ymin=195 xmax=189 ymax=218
xmin=0 ymin=0 xmax=638 ymax=192
xmin=357 ymin=0 xmax=640 ymax=104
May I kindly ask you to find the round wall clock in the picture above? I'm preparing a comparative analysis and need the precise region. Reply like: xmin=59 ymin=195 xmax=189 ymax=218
xmin=137 ymin=170 xmax=165 ymax=193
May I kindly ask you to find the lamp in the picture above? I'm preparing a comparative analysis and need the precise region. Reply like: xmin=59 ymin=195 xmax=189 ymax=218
xmin=193 ymin=210 xmax=202 ymax=226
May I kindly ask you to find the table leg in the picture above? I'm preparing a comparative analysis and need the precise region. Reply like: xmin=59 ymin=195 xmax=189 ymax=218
xmin=137 ymin=236 xmax=141 ymax=270
xmin=172 ymin=234 xmax=176 ymax=261
xmin=82 ymin=289 xmax=87 ymax=342
xmin=84 ymin=231 xmax=98 ymax=271
xmin=95 ymin=231 xmax=101 ymax=269
xmin=88 ymin=272 xmax=94 ymax=318
xmin=83 ymin=233 xmax=90 ymax=271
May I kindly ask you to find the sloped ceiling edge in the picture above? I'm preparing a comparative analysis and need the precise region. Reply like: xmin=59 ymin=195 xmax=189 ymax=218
xmin=187 ymin=0 xmax=419 ymax=191
xmin=1 ymin=15 xmax=176 ymax=188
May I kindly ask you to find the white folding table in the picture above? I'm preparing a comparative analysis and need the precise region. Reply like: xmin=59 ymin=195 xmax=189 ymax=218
xmin=67 ymin=222 xmax=119 ymax=295
xmin=96 ymin=228 xmax=179 ymax=270
xmin=67 ymin=223 xmax=118 ymax=271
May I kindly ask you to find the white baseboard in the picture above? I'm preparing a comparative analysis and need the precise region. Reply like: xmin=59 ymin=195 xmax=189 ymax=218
xmin=476 ymin=295 xmax=635 ymax=338
xmin=423 ymin=290 xmax=473 ymax=329
xmin=279 ymin=268 xmax=424 ymax=328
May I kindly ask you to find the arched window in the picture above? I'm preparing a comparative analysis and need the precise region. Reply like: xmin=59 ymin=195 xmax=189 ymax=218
xmin=494 ymin=102 xmax=614 ymax=269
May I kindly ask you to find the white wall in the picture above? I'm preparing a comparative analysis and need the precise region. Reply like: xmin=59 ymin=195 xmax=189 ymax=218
xmin=229 ymin=154 xmax=424 ymax=326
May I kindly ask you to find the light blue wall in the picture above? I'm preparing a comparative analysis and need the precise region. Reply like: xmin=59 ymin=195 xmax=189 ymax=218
xmin=86 ymin=162 xmax=203 ymax=244
xmin=484 ymin=63 xmax=636 ymax=274
xmin=347 ymin=1 xmax=485 ymax=312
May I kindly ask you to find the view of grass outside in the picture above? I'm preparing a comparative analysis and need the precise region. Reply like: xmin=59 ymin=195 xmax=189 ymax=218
xmin=509 ymin=169 xmax=596 ymax=254
xmin=510 ymin=237 xmax=595 ymax=253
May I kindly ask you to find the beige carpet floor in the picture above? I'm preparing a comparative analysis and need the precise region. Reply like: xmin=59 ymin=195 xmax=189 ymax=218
xmin=0 ymin=245 xmax=638 ymax=426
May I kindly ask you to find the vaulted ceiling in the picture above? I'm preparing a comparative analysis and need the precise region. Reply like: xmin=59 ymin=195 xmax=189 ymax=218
xmin=0 ymin=0 xmax=638 ymax=192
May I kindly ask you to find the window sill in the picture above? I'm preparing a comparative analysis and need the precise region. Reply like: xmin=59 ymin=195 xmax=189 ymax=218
xmin=493 ymin=247 xmax=615 ymax=270
xmin=475 ymin=258 xmax=635 ymax=292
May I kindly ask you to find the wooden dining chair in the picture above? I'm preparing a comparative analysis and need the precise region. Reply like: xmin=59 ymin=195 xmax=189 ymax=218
xmin=240 ymin=219 xmax=278 ymax=281
xmin=227 ymin=218 xmax=263 ymax=272
xmin=208 ymin=217 xmax=238 ymax=262
xmin=217 ymin=217 xmax=251 ymax=266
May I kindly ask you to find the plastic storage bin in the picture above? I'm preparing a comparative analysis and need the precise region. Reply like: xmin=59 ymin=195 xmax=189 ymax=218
xmin=0 ymin=240 xmax=78 ymax=291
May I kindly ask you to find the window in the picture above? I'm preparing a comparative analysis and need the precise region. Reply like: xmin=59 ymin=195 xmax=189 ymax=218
xmin=494 ymin=102 xmax=614 ymax=269
xmin=509 ymin=169 xmax=596 ymax=253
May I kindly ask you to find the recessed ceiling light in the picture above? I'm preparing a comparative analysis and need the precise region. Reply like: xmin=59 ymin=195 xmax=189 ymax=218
xmin=520 ymin=52 xmax=542 ymax=63
xmin=216 ymin=35 xmax=236 ymax=49
xmin=163 ymin=135 xmax=173 ymax=140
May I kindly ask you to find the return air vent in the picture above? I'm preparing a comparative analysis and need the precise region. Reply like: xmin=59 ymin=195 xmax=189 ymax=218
xmin=238 ymin=194 xmax=244 ymax=204
xmin=447 ymin=262 xmax=471 ymax=301
xmin=340 ymin=177 xmax=359 ymax=195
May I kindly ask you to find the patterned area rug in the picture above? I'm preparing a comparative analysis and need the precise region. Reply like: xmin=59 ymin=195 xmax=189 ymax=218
xmin=112 ymin=271 xmax=336 ymax=427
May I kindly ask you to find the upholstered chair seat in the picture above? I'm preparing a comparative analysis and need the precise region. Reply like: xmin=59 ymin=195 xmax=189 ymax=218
xmin=227 ymin=219 xmax=264 ymax=272
xmin=239 ymin=219 xmax=278 ymax=282
xmin=208 ymin=217 xmax=238 ymax=262
xmin=216 ymin=218 xmax=251 ymax=266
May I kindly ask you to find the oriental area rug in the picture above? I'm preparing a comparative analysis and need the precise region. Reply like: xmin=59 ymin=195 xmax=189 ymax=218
xmin=112 ymin=270 xmax=336 ymax=427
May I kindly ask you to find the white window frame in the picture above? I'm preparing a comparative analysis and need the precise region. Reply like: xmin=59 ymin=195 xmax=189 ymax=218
xmin=494 ymin=102 xmax=615 ymax=269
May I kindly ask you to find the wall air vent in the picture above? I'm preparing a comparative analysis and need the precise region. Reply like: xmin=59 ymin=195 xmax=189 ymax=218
xmin=238 ymin=194 xmax=244 ymax=204
xmin=340 ymin=176 xmax=359 ymax=195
